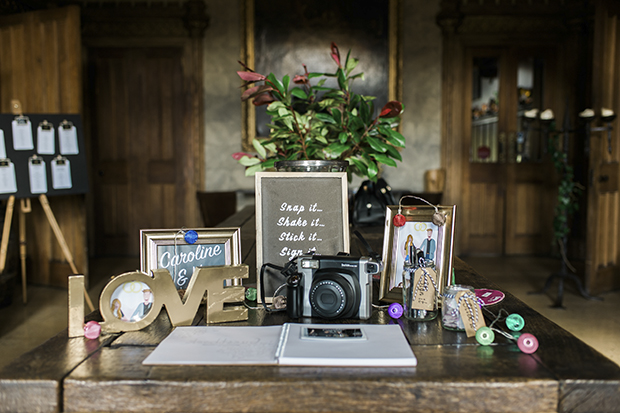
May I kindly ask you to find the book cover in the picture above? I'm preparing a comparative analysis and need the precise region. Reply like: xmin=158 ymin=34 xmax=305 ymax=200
xmin=276 ymin=323 xmax=417 ymax=367
xmin=143 ymin=323 xmax=416 ymax=367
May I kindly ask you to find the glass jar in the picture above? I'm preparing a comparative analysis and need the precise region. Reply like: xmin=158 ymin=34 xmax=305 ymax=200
xmin=402 ymin=264 xmax=439 ymax=321
xmin=274 ymin=160 xmax=348 ymax=173
xmin=441 ymin=284 xmax=476 ymax=331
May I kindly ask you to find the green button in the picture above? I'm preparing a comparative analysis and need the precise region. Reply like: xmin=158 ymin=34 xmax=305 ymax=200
xmin=506 ymin=314 xmax=525 ymax=331
xmin=245 ymin=287 xmax=257 ymax=301
xmin=476 ymin=326 xmax=495 ymax=346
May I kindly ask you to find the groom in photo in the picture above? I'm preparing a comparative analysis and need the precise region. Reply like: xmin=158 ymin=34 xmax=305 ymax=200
xmin=421 ymin=228 xmax=436 ymax=261
xmin=131 ymin=288 xmax=154 ymax=321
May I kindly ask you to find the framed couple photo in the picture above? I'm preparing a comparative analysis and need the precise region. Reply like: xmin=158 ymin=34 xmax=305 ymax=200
xmin=379 ymin=205 xmax=456 ymax=302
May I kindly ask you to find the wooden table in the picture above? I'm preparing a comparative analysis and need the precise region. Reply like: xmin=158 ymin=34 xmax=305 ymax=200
xmin=1 ymin=206 xmax=619 ymax=413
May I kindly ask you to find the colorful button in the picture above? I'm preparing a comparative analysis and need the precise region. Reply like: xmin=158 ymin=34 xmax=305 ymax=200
xmin=475 ymin=326 xmax=495 ymax=346
xmin=393 ymin=214 xmax=406 ymax=227
xmin=388 ymin=302 xmax=403 ymax=319
xmin=475 ymin=289 xmax=505 ymax=306
xmin=517 ymin=333 xmax=539 ymax=354
xmin=506 ymin=313 xmax=525 ymax=331
xmin=83 ymin=321 xmax=101 ymax=340
xmin=245 ymin=287 xmax=257 ymax=301
xmin=184 ymin=230 xmax=198 ymax=244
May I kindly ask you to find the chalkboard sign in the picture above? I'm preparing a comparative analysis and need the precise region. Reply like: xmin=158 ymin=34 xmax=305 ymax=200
xmin=255 ymin=172 xmax=350 ymax=301
xmin=0 ymin=114 xmax=88 ymax=199
xmin=140 ymin=228 xmax=241 ymax=290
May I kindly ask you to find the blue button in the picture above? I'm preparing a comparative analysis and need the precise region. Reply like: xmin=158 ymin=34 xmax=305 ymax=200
xmin=184 ymin=230 xmax=198 ymax=244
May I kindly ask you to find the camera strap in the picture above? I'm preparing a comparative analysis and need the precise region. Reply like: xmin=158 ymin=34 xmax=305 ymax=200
xmin=353 ymin=229 xmax=381 ymax=262
xmin=259 ymin=259 xmax=299 ymax=312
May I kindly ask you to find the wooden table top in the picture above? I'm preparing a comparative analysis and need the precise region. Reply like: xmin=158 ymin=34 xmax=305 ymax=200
xmin=1 ymin=206 xmax=619 ymax=413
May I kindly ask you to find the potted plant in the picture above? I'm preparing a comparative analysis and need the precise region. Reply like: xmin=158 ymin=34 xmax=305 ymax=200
xmin=233 ymin=42 xmax=405 ymax=182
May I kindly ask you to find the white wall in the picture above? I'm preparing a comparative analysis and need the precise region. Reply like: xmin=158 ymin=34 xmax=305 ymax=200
xmin=203 ymin=0 xmax=442 ymax=195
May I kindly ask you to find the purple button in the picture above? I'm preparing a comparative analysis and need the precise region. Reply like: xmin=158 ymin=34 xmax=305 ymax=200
xmin=388 ymin=302 xmax=403 ymax=319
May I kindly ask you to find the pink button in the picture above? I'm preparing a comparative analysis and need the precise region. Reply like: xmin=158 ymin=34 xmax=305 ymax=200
xmin=517 ymin=333 xmax=539 ymax=354
xmin=84 ymin=321 xmax=102 ymax=340
xmin=475 ymin=289 xmax=505 ymax=306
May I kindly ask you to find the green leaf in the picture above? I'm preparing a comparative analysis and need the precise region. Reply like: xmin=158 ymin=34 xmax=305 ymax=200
xmin=267 ymin=73 xmax=284 ymax=95
xmin=347 ymin=157 xmax=367 ymax=175
xmin=282 ymin=117 xmax=293 ymax=131
xmin=239 ymin=155 xmax=261 ymax=166
xmin=267 ymin=101 xmax=285 ymax=111
xmin=262 ymin=159 xmax=277 ymax=169
xmin=252 ymin=139 xmax=267 ymax=158
xmin=338 ymin=132 xmax=348 ymax=143
xmin=315 ymin=135 xmax=328 ymax=145
xmin=371 ymin=153 xmax=398 ymax=167
xmin=350 ymin=72 xmax=364 ymax=81
xmin=314 ymin=113 xmax=337 ymax=124
xmin=282 ymin=75 xmax=290 ymax=93
xmin=367 ymin=161 xmax=378 ymax=179
xmin=326 ymin=142 xmax=349 ymax=157
xmin=381 ymin=127 xmax=406 ymax=147
xmin=348 ymin=115 xmax=365 ymax=131
xmin=385 ymin=144 xmax=403 ymax=161
xmin=244 ymin=163 xmax=263 ymax=176
xmin=337 ymin=68 xmax=347 ymax=90
xmin=331 ymin=108 xmax=342 ymax=125
xmin=366 ymin=135 xmax=388 ymax=153
xmin=290 ymin=87 xmax=308 ymax=99
xmin=345 ymin=57 xmax=359 ymax=75
xmin=263 ymin=142 xmax=277 ymax=153
xmin=360 ymin=99 xmax=370 ymax=124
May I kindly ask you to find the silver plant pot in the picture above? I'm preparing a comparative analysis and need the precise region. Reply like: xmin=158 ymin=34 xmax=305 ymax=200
xmin=274 ymin=160 xmax=348 ymax=173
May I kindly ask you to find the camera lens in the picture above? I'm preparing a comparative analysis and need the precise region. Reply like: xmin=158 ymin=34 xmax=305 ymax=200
xmin=309 ymin=273 xmax=359 ymax=319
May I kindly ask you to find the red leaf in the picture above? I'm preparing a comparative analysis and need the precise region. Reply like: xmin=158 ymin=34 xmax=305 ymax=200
xmin=241 ymin=85 xmax=273 ymax=101
xmin=330 ymin=42 xmax=341 ymax=67
xmin=252 ymin=92 xmax=276 ymax=106
xmin=237 ymin=71 xmax=266 ymax=82
xmin=232 ymin=152 xmax=251 ymax=161
xmin=379 ymin=101 xmax=403 ymax=118
xmin=293 ymin=75 xmax=308 ymax=84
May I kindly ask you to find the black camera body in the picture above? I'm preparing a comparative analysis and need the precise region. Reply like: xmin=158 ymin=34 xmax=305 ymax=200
xmin=286 ymin=254 xmax=380 ymax=320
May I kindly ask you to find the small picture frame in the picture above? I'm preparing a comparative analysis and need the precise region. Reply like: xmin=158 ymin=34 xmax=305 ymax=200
xmin=379 ymin=205 xmax=456 ymax=302
xmin=108 ymin=280 xmax=154 ymax=323
xmin=140 ymin=228 xmax=242 ymax=291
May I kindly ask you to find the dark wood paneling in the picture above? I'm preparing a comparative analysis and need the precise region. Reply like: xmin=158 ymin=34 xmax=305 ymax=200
xmin=0 ymin=6 xmax=88 ymax=287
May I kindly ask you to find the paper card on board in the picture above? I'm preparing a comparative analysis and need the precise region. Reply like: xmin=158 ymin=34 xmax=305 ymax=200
xmin=28 ymin=156 xmax=48 ymax=194
xmin=37 ymin=124 xmax=56 ymax=155
xmin=0 ymin=129 xmax=7 ymax=159
xmin=59 ymin=123 xmax=79 ymax=155
xmin=12 ymin=118 xmax=34 ymax=150
xmin=0 ymin=160 xmax=17 ymax=194
xmin=52 ymin=157 xmax=72 ymax=189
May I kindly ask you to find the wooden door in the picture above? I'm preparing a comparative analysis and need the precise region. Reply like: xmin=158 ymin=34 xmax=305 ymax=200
xmin=462 ymin=48 xmax=556 ymax=255
xmin=585 ymin=1 xmax=620 ymax=295
xmin=0 ymin=6 xmax=88 ymax=287
xmin=88 ymin=47 xmax=199 ymax=255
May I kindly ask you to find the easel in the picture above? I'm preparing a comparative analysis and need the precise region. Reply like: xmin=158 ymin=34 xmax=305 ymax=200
xmin=0 ymin=100 xmax=94 ymax=311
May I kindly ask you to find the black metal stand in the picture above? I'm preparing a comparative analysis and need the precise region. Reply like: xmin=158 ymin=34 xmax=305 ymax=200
xmin=535 ymin=237 xmax=602 ymax=308
xmin=526 ymin=108 xmax=606 ymax=308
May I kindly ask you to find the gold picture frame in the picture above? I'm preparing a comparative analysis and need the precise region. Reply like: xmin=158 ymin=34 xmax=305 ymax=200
xmin=379 ymin=205 xmax=456 ymax=303
xmin=140 ymin=228 xmax=242 ymax=290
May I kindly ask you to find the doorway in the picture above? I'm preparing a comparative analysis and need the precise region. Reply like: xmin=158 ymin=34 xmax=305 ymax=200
xmin=87 ymin=46 xmax=200 ymax=256
xmin=461 ymin=47 xmax=557 ymax=255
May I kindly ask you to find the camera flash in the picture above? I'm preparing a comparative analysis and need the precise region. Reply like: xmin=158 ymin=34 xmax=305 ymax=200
xmin=301 ymin=259 xmax=320 ymax=269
